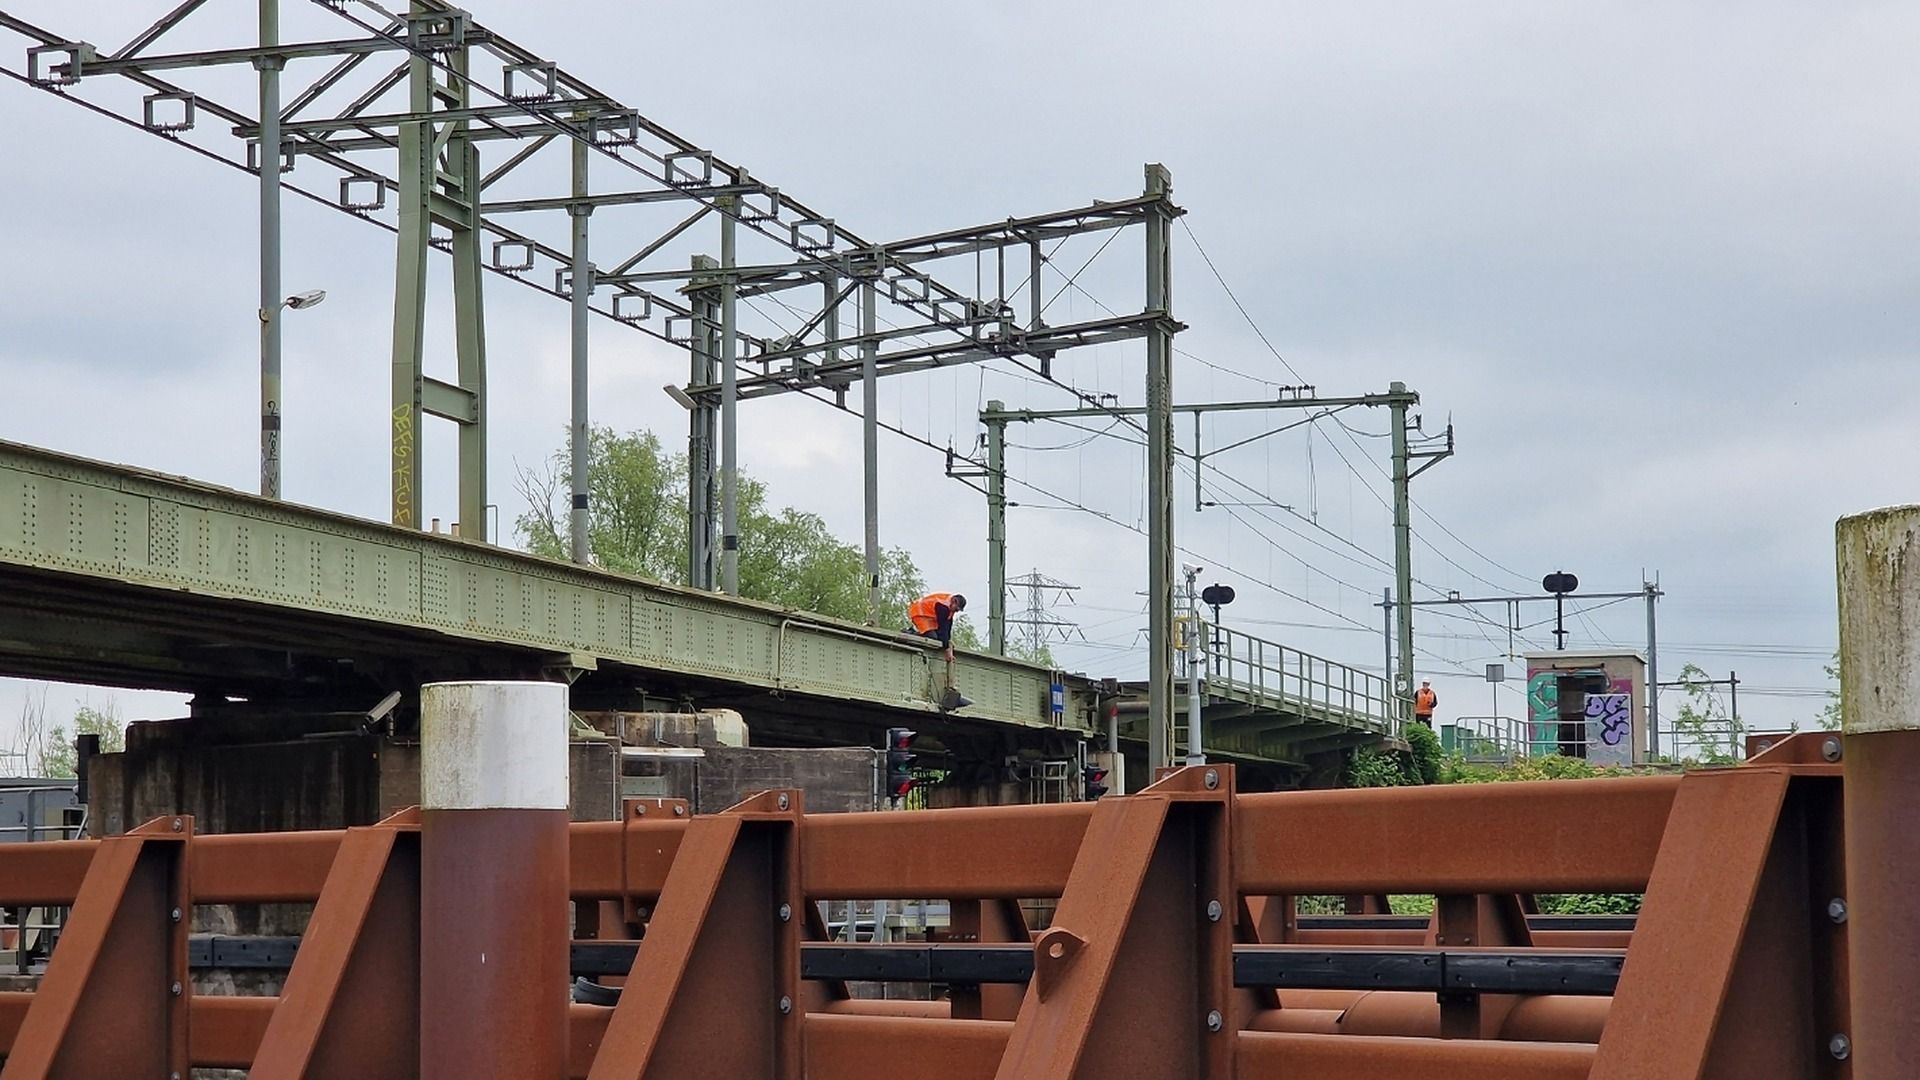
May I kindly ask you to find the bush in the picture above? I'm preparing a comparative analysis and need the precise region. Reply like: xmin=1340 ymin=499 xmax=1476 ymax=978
xmin=1345 ymin=746 xmax=1412 ymax=788
xmin=1536 ymin=893 xmax=1641 ymax=915
xmin=1404 ymin=723 xmax=1443 ymax=785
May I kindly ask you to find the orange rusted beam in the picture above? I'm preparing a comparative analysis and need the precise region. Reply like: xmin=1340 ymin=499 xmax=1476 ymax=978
xmin=0 ymin=840 xmax=96 ymax=907
xmin=1238 ymin=1032 xmax=1596 ymax=1079
xmin=802 ymin=802 xmax=1092 ymax=900
xmin=1236 ymin=777 xmax=1679 ymax=895
xmin=804 ymin=1015 xmax=1011 ymax=1080
xmin=192 ymin=830 xmax=344 ymax=904
xmin=189 ymin=996 xmax=274 ymax=1070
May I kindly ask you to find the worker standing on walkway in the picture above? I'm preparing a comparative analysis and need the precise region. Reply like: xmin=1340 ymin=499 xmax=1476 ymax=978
xmin=1413 ymin=679 xmax=1438 ymax=728
xmin=908 ymin=592 xmax=967 ymax=662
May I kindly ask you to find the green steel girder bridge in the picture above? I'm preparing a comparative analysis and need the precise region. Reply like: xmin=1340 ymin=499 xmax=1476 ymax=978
xmin=0 ymin=440 xmax=1400 ymax=782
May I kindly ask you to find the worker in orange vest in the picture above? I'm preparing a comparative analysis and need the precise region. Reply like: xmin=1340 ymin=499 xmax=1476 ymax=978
xmin=1413 ymin=680 xmax=1438 ymax=727
xmin=908 ymin=592 xmax=967 ymax=662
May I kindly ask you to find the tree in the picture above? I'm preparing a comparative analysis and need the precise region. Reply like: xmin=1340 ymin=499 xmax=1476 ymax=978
xmin=516 ymin=425 xmax=932 ymax=627
xmin=516 ymin=427 xmax=685 ymax=580
xmin=1667 ymin=663 xmax=1743 ymax=765
xmin=39 ymin=703 xmax=126 ymax=779
xmin=1816 ymin=651 xmax=1841 ymax=731
xmin=3 ymin=685 xmax=53 ymax=776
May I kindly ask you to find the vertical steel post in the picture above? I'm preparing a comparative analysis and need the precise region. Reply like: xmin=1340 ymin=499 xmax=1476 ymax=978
xmin=1028 ymin=241 xmax=1043 ymax=331
xmin=1389 ymin=383 xmax=1415 ymax=698
xmin=986 ymin=402 xmax=1008 ymax=654
xmin=1144 ymin=163 xmax=1175 ymax=772
xmin=1186 ymin=564 xmax=1205 ymax=764
xmin=1382 ymin=587 xmax=1393 ymax=699
xmin=419 ymin=681 xmax=570 ymax=1080
xmin=1836 ymin=505 xmax=1920 ymax=1080
xmin=719 ymin=197 xmax=740 ymax=595
xmin=1194 ymin=411 xmax=1204 ymax=511
xmin=257 ymin=0 xmax=282 ymax=499
xmin=388 ymin=24 xmax=430 ymax=530
xmin=687 ymin=256 xmax=718 ymax=589
xmin=567 ymin=134 xmax=592 ymax=563
xmin=447 ymin=39 xmax=487 ymax=542
xmin=1645 ymin=580 xmax=1660 ymax=757
xmin=862 ymin=272 xmax=880 ymax=623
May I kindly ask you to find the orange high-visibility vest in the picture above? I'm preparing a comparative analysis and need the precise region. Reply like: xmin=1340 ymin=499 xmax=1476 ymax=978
xmin=909 ymin=593 xmax=955 ymax=634
xmin=1414 ymin=687 xmax=1438 ymax=715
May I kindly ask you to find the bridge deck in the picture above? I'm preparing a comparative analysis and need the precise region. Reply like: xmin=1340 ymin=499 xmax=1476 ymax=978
xmin=0 ymin=440 xmax=1396 ymax=767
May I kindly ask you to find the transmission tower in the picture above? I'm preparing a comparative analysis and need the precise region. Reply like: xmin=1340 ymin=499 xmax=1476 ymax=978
xmin=1005 ymin=571 xmax=1080 ymax=658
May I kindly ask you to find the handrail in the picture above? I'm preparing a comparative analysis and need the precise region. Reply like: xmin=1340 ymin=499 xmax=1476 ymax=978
xmin=1204 ymin=624 xmax=1404 ymax=735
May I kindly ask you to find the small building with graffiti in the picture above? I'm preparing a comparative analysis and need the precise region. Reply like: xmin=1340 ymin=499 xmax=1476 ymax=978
xmin=1523 ymin=649 xmax=1648 ymax=765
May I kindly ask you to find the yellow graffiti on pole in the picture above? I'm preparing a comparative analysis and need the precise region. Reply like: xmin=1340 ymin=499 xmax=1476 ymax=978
xmin=392 ymin=403 xmax=415 ymax=527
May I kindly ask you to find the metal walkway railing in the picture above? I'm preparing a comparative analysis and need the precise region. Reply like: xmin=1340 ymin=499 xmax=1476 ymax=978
xmin=1202 ymin=624 xmax=1406 ymax=737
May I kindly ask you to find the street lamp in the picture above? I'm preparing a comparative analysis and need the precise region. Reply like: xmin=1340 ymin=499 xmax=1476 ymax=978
xmin=661 ymin=383 xmax=697 ymax=410
xmin=284 ymin=289 xmax=326 ymax=311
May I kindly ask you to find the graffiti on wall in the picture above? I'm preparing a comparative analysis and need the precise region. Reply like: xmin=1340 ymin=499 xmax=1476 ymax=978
xmin=1584 ymin=693 xmax=1633 ymax=766
xmin=1526 ymin=666 xmax=1636 ymax=763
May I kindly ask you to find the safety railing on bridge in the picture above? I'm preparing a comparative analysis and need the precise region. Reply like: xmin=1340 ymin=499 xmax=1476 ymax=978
xmin=1440 ymin=715 xmax=1531 ymax=762
xmin=1203 ymin=624 xmax=1406 ymax=736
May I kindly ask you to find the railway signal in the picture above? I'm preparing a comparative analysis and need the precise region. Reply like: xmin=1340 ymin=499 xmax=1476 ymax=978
xmin=884 ymin=728 xmax=918 ymax=803
xmin=1083 ymin=763 xmax=1110 ymax=801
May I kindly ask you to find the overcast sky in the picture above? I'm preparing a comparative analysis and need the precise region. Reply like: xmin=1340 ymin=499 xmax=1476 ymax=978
xmin=3 ymin=1 xmax=1916 ymax=761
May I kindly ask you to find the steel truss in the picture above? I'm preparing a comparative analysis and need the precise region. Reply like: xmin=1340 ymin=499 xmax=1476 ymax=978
xmin=0 ymin=2 xmax=1179 ymax=598
xmin=0 ymin=733 xmax=1867 ymax=1077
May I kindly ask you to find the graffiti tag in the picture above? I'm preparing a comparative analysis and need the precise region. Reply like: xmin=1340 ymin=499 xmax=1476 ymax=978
xmin=392 ymin=404 xmax=415 ymax=526
xmin=1585 ymin=693 xmax=1632 ymax=747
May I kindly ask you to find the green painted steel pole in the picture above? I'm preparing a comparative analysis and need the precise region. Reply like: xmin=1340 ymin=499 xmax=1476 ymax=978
xmin=568 ymin=131 xmax=592 ymax=563
xmin=1390 ymin=382 xmax=1415 ymax=700
xmin=1144 ymin=163 xmax=1174 ymax=772
xmin=862 ymin=274 xmax=880 ymax=623
xmin=986 ymin=402 xmax=1007 ymax=655
xmin=257 ymin=0 xmax=282 ymax=499
xmin=389 ymin=21 xmax=430 ymax=530
xmin=719 ymin=195 xmax=739 ymax=595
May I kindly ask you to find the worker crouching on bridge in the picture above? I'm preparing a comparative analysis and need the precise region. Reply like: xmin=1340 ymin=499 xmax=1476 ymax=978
xmin=908 ymin=592 xmax=967 ymax=661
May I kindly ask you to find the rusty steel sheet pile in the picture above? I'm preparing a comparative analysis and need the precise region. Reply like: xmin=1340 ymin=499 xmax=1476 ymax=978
xmin=0 ymin=730 xmax=1877 ymax=1079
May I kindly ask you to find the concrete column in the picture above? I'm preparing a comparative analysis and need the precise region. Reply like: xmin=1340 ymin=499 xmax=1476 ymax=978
xmin=1836 ymin=506 xmax=1920 ymax=1080
xmin=420 ymin=681 xmax=571 ymax=1080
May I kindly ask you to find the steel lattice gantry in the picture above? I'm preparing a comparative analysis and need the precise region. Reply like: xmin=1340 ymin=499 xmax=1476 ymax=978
xmin=2 ymin=1 xmax=1195 ymax=757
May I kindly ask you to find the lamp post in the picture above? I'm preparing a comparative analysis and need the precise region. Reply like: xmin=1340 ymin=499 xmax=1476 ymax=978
xmin=258 ymin=289 xmax=326 ymax=499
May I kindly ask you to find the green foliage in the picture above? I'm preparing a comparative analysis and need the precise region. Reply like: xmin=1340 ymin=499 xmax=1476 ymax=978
xmin=1536 ymin=892 xmax=1641 ymax=915
xmin=1345 ymin=746 xmax=1414 ymax=788
xmin=40 ymin=704 xmax=125 ymax=779
xmin=1816 ymin=651 xmax=1841 ymax=731
xmin=516 ymin=426 xmax=929 ymax=627
xmin=1441 ymin=752 xmax=1623 ymax=785
xmin=1404 ymin=722 xmax=1443 ymax=785
xmin=1344 ymin=724 xmax=1444 ymax=789
xmin=1669 ymin=662 xmax=1744 ymax=764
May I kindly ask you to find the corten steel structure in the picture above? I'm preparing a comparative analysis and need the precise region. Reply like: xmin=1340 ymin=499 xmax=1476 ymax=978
xmin=0 ymin=1 xmax=1194 ymax=761
xmin=0 ymin=733 xmax=1876 ymax=1078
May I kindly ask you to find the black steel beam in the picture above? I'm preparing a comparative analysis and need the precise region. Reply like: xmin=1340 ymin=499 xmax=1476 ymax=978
xmin=186 ymin=935 xmax=1626 ymax=996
